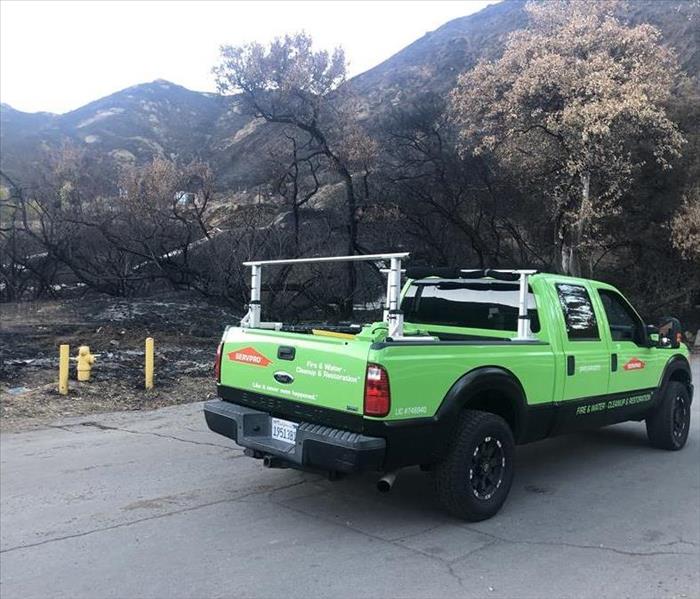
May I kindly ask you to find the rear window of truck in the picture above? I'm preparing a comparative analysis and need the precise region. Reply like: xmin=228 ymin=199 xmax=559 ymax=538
xmin=401 ymin=280 xmax=540 ymax=332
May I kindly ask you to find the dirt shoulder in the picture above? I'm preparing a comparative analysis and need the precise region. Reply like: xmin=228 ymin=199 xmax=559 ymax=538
xmin=1 ymin=292 xmax=239 ymax=431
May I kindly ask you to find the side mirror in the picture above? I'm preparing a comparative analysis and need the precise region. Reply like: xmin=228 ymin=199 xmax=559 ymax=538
xmin=656 ymin=317 xmax=682 ymax=349
xmin=645 ymin=325 xmax=659 ymax=348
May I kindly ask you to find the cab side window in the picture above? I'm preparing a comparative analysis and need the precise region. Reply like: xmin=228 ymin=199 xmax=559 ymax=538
xmin=598 ymin=289 xmax=647 ymax=346
xmin=555 ymin=283 xmax=600 ymax=341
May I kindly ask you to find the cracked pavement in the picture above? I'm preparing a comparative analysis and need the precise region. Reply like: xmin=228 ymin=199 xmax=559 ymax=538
xmin=1 ymin=358 xmax=699 ymax=598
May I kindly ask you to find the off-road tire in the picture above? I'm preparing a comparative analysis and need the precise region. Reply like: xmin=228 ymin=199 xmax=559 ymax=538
xmin=646 ymin=381 xmax=691 ymax=450
xmin=434 ymin=410 xmax=515 ymax=521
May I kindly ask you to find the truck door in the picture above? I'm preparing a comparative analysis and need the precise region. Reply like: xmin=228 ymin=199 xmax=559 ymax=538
xmin=551 ymin=281 xmax=610 ymax=401
xmin=593 ymin=287 xmax=661 ymax=396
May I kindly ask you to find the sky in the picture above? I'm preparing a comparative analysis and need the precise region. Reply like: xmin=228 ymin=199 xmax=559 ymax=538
xmin=0 ymin=0 xmax=497 ymax=114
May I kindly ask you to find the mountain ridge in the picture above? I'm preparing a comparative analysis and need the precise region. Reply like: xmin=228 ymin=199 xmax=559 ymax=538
xmin=2 ymin=0 xmax=696 ymax=189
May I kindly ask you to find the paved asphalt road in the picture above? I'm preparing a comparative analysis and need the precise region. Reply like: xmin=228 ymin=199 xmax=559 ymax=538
xmin=2 ymin=359 xmax=699 ymax=599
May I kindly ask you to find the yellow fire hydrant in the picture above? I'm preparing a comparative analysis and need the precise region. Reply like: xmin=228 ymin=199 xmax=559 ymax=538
xmin=76 ymin=346 xmax=95 ymax=382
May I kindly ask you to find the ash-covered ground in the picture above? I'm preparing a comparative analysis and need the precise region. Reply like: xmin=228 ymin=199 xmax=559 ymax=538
xmin=0 ymin=292 xmax=241 ymax=429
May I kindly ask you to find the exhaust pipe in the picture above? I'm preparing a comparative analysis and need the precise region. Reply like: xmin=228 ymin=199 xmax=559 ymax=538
xmin=262 ymin=455 xmax=287 ymax=469
xmin=377 ymin=470 xmax=398 ymax=493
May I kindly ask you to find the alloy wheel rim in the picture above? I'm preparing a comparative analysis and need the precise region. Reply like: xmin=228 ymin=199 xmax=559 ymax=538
xmin=672 ymin=395 xmax=688 ymax=440
xmin=469 ymin=436 xmax=506 ymax=500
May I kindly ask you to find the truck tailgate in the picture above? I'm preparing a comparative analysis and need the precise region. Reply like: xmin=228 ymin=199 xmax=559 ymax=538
xmin=219 ymin=328 xmax=370 ymax=415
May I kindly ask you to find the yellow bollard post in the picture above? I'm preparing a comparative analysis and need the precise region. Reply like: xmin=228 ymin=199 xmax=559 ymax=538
xmin=145 ymin=337 xmax=154 ymax=390
xmin=58 ymin=344 xmax=69 ymax=395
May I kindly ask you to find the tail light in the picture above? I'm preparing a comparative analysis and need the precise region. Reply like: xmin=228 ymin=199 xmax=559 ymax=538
xmin=214 ymin=342 xmax=223 ymax=382
xmin=364 ymin=363 xmax=390 ymax=417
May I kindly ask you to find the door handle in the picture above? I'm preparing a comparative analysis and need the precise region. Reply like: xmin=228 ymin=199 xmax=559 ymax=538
xmin=611 ymin=353 xmax=618 ymax=372
xmin=567 ymin=355 xmax=575 ymax=376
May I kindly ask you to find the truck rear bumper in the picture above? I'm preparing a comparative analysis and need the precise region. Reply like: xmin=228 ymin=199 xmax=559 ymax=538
xmin=203 ymin=400 xmax=386 ymax=473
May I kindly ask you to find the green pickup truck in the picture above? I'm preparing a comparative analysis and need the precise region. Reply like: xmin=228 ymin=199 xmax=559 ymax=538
xmin=204 ymin=253 xmax=693 ymax=520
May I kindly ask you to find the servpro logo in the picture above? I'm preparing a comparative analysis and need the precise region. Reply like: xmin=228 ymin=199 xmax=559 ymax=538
xmin=623 ymin=358 xmax=646 ymax=371
xmin=227 ymin=347 xmax=272 ymax=367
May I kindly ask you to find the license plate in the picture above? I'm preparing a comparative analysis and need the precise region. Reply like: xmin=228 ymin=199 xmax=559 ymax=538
xmin=271 ymin=418 xmax=297 ymax=444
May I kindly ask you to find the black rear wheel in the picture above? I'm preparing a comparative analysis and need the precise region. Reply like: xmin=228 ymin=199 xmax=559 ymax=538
xmin=646 ymin=381 xmax=691 ymax=450
xmin=434 ymin=410 xmax=515 ymax=521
